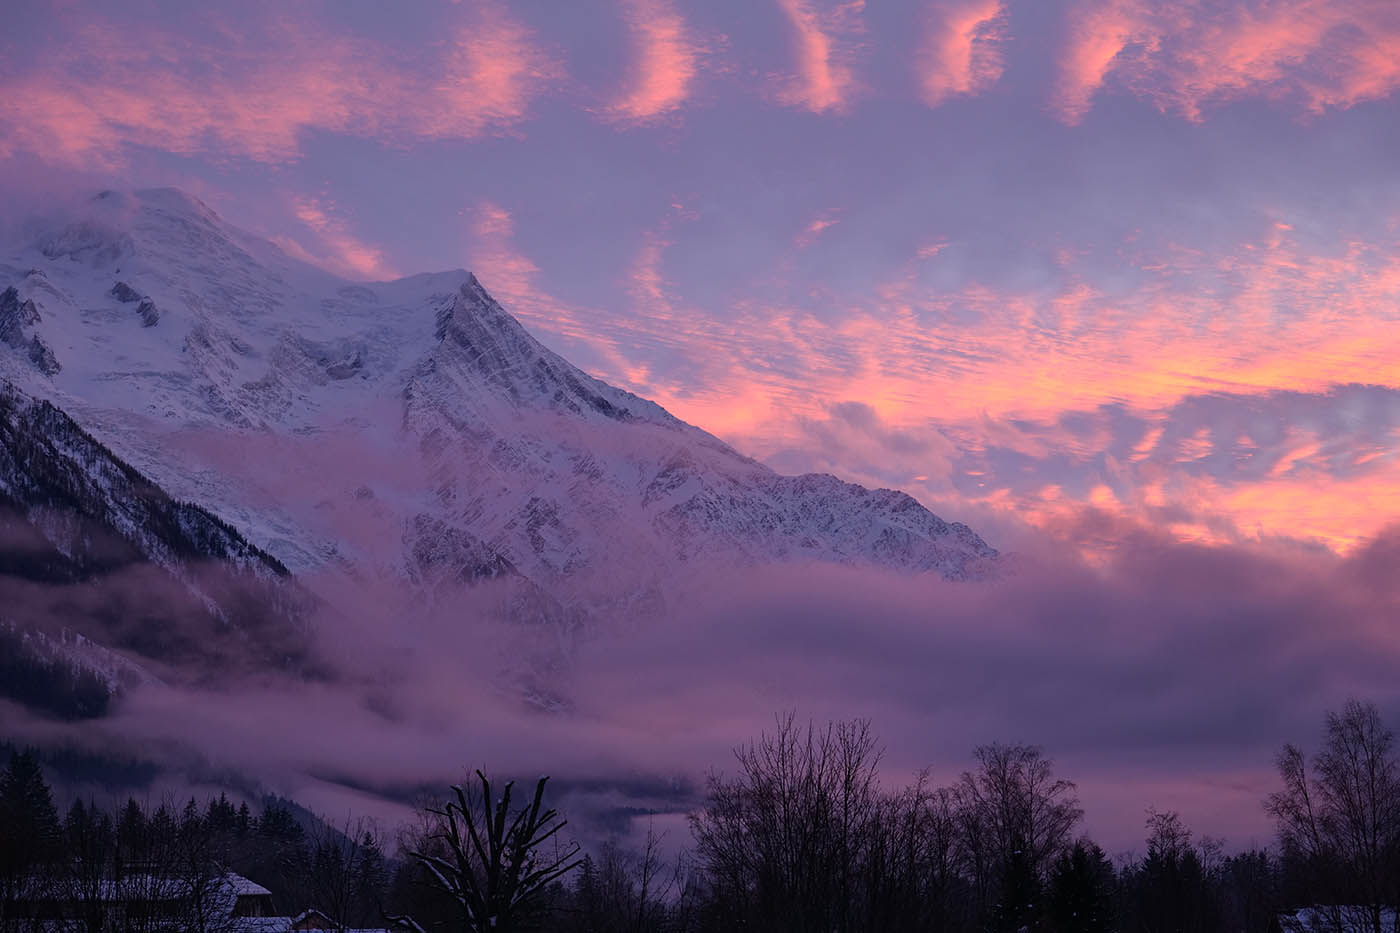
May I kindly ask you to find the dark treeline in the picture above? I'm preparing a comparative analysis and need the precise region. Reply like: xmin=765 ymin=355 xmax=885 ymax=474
xmin=0 ymin=625 xmax=110 ymax=721
xmin=4 ymin=699 xmax=1400 ymax=932
xmin=0 ymin=749 xmax=390 ymax=931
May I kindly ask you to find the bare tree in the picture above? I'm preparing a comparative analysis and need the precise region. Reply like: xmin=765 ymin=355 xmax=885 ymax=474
xmin=864 ymin=772 xmax=969 ymax=933
xmin=955 ymin=742 xmax=1082 ymax=930
xmin=114 ymin=804 xmax=196 ymax=933
xmin=689 ymin=715 xmax=888 ymax=933
xmin=296 ymin=815 xmax=390 ymax=931
xmin=55 ymin=799 xmax=114 ymax=933
xmin=1266 ymin=699 xmax=1400 ymax=933
xmin=628 ymin=820 xmax=686 ymax=933
xmin=562 ymin=820 xmax=693 ymax=933
xmin=391 ymin=771 xmax=581 ymax=933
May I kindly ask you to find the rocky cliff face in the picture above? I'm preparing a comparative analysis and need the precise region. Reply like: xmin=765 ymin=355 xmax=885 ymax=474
xmin=0 ymin=286 xmax=60 ymax=375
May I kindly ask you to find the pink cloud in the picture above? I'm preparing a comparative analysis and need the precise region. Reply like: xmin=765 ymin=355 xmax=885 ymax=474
xmin=1053 ymin=0 xmax=1155 ymax=124
xmin=774 ymin=0 xmax=865 ymax=113
xmin=466 ymin=201 xmax=647 ymax=383
xmin=0 ymin=4 xmax=559 ymax=168
xmin=281 ymin=197 xmax=398 ymax=281
xmin=628 ymin=232 xmax=671 ymax=306
xmin=1053 ymin=0 xmax=1400 ymax=123
xmin=604 ymin=0 xmax=703 ymax=123
xmin=794 ymin=211 xmax=840 ymax=248
xmin=918 ymin=0 xmax=1007 ymax=107
xmin=427 ymin=2 xmax=562 ymax=138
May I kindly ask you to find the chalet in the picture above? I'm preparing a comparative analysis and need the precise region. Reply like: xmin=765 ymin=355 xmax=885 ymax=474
xmin=8 ymin=870 xmax=278 ymax=930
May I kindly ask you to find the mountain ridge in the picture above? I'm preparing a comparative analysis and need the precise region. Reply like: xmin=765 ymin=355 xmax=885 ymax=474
xmin=0 ymin=188 xmax=997 ymax=614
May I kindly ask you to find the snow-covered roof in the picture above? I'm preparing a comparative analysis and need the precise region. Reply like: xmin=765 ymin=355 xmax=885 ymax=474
xmin=11 ymin=870 xmax=269 ymax=902
xmin=1281 ymin=907 xmax=1399 ymax=933
xmin=224 ymin=873 xmax=273 ymax=897
xmin=234 ymin=920 xmax=294 ymax=933
xmin=236 ymin=911 xmax=389 ymax=933
xmin=291 ymin=909 xmax=333 ymax=924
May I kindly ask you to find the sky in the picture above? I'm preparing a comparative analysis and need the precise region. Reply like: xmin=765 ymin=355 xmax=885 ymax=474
xmin=4 ymin=0 xmax=1400 ymax=851
xmin=5 ymin=0 xmax=1400 ymax=556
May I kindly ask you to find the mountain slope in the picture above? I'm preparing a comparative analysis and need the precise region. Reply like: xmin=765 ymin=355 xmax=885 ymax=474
xmin=0 ymin=188 xmax=997 ymax=618
xmin=0 ymin=379 xmax=312 ymax=674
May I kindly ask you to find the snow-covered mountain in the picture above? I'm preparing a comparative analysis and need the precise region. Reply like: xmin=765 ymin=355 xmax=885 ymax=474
xmin=0 ymin=373 xmax=313 ymax=665
xmin=0 ymin=188 xmax=996 ymax=622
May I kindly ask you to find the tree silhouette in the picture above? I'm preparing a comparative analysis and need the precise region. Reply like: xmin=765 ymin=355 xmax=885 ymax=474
xmin=394 ymin=771 xmax=580 ymax=933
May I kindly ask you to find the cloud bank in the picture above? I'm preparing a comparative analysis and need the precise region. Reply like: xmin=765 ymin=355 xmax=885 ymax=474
xmin=6 ymin=511 xmax=1399 ymax=852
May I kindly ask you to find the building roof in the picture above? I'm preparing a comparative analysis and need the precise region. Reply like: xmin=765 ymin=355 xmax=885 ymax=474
xmin=234 ymin=911 xmax=389 ymax=933
xmin=224 ymin=873 xmax=274 ymax=897
xmin=1281 ymin=907 xmax=1399 ymax=933
xmin=13 ymin=870 xmax=270 ymax=903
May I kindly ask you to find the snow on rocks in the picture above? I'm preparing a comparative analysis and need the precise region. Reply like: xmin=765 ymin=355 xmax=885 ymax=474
xmin=0 ymin=188 xmax=999 ymax=626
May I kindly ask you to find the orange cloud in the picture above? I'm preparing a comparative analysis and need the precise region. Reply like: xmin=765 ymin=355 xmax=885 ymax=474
xmin=774 ymin=0 xmax=864 ymax=113
xmin=947 ymin=446 xmax=1400 ymax=557
xmin=1218 ymin=466 xmax=1400 ymax=552
xmin=605 ymin=0 xmax=702 ymax=123
xmin=452 ymin=219 xmax=1400 ymax=555
xmin=410 ymin=192 xmax=1400 ymax=557
xmin=1054 ymin=0 xmax=1400 ymax=123
xmin=918 ymin=0 xmax=1007 ymax=107
xmin=564 ymin=220 xmax=1400 ymax=550
xmin=0 ymin=4 xmax=559 ymax=167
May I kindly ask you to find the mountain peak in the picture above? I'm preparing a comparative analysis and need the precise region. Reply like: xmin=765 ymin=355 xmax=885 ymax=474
xmin=90 ymin=186 xmax=217 ymax=216
xmin=420 ymin=275 xmax=684 ymax=428
xmin=129 ymin=186 xmax=219 ymax=215
xmin=28 ymin=186 xmax=259 ymax=279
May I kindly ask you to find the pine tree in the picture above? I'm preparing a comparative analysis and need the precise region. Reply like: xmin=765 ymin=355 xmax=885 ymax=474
xmin=1048 ymin=840 xmax=1115 ymax=933
xmin=992 ymin=842 xmax=1042 ymax=933
xmin=1135 ymin=811 xmax=1211 ymax=933
xmin=65 ymin=799 xmax=116 ymax=931
xmin=207 ymin=793 xmax=237 ymax=833
xmin=0 ymin=749 xmax=61 ymax=868
xmin=181 ymin=797 xmax=202 ymax=836
xmin=573 ymin=855 xmax=602 ymax=932
xmin=118 ymin=797 xmax=148 ymax=857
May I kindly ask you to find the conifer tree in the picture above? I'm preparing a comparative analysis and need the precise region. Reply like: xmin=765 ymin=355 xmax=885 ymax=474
xmin=0 ymin=750 xmax=62 ymax=923
xmin=0 ymin=749 xmax=61 ymax=864
xmin=1048 ymin=840 xmax=1115 ymax=933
